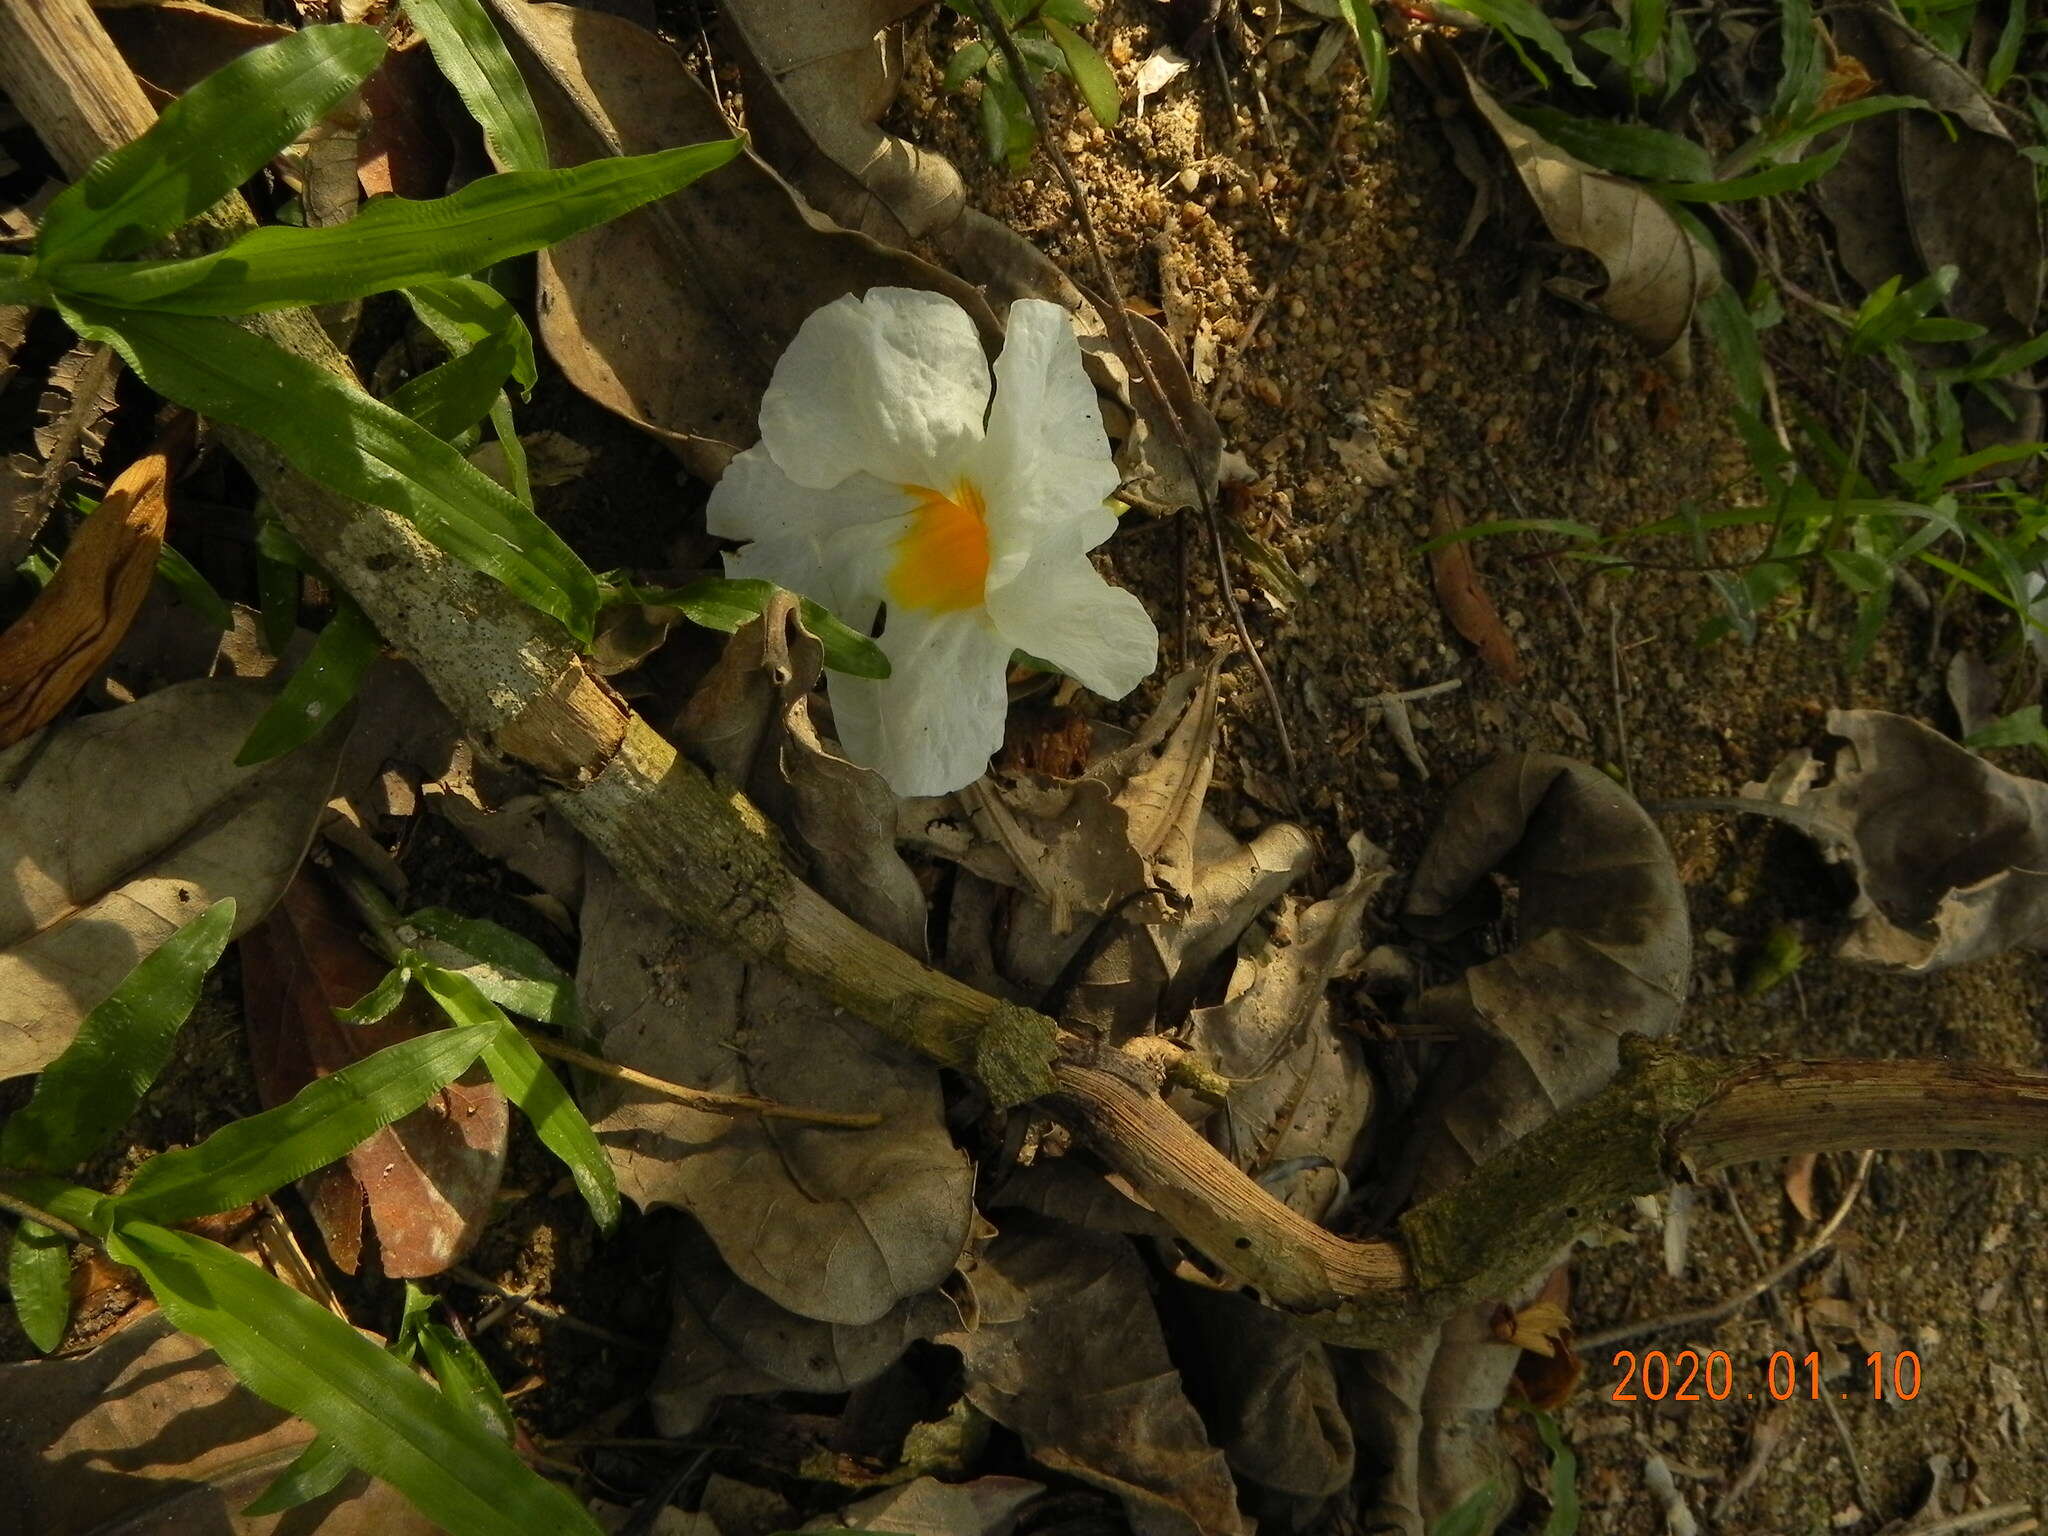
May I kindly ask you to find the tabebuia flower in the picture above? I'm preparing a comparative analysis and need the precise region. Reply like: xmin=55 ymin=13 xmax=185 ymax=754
xmin=707 ymin=286 xmax=1159 ymax=796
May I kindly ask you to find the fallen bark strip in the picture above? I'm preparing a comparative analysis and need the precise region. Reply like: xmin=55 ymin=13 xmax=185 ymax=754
xmin=3 ymin=0 xmax=2045 ymax=1356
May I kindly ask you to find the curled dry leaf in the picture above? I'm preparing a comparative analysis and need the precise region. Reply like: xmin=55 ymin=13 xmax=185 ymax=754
xmin=1459 ymin=65 xmax=1716 ymax=370
xmin=1354 ymin=754 xmax=1691 ymax=1534
xmin=240 ymin=872 xmax=507 ymax=1278
xmin=1428 ymin=497 xmax=1522 ymax=684
xmin=0 ymin=1311 xmax=435 ymax=1535
xmin=941 ymin=1217 xmax=1253 ymax=1536
xmin=0 ymin=678 xmax=342 ymax=1079
xmin=718 ymin=0 xmax=961 ymax=245
xmin=1819 ymin=3 xmax=2043 ymax=340
xmin=0 ymin=429 xmax=181 ymax=749
xmin=1744 ymin=708 xmax=2048 ymax=971
xmin=484 ymin=1 xmax=997 ymax=481
xmin=1188 ymin=833 xmax=1389 ymax=1222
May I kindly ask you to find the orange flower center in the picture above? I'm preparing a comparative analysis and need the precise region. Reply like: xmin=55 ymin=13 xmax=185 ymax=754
xmin=889 ymin=480 xmax=991 ymax=614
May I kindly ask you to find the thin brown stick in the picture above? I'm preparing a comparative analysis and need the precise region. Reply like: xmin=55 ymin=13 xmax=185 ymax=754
xmin=449 ymin=1266 xmax=651 ymax=1351
xmin=521 ymin=1031 xmax=882 ymax=1128
xmin=0 ymin=1186 xmax=87 ymax=1244
xmin=1579 ymin=1150 xmax=1875 ymax=1349
xmin=975 ymin=3 xmax=1300 ymax=791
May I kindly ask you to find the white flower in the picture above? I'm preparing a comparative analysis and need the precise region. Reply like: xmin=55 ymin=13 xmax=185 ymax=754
xmin=707 ymin=287 xmax=1159 ymax=796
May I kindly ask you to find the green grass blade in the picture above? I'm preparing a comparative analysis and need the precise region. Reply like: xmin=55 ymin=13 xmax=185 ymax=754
xmin=59 ymin=302 xmax=599 ymax=641
xmin=387 ymin=325 xmax=521 ymax=443
xmin=418 ymin=1322 xmax=519 ymax=1441
xmin=8 ymin=1222 xmax=71 ymax=1352
xmin=414 ymin=965 xmax=619 ymax=1229
xmin=1457 ymin=0 xmax=1592 ymax=87
xmin=112 ymin=1024 xmax=496 ymax=1224
xmin=1656 ymin=133 xmax=1849 ymax=202
xmin=236 ymin=597 xmax=382 ymax=766
xmin=1334 ymin=0 xmax=1391 ymax=117
xmin=1039 ymin=16 xmax=1119 ymax=128
xmin=627 ymin=575 xmax=890 ymax=678
xmin=403 ymin=909 xmax=581 ymax=1030
xmin=1415 ymin=517 xmax=1600 ymax=555
xmin=1510 ymin=107 xmax=1713 ymax=182
xmin=403 ymin=0 xmax=550 ymax=173
xmin=1988 ymin=0 xmax=2026 ymax=94
xmin=38 ymin=26 xmax=385 ymax=267
xmin=55 ymin=144 xmax=742 ymax=314
xmin=1770 ymin=0 xmax=1819 ymax=123
xmin=155 ymin=542 xmax=233 ymax=629
xmin=405 ymin=277 xmax=537 ymax=393
xmin=108 ymin=1219 xmax=601 ymax=1536
xmin=1531 ymin=1409 xmax=1580 ymax=1535
xmin=242 ymin=1434 xmax=353 ymax=1517
xmin=0 ymin=899 xmax=236 ymax=1173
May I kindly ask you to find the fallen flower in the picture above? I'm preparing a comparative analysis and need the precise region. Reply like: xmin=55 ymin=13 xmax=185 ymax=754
xmin=708 ymin=287 xmax=1158 ymax=795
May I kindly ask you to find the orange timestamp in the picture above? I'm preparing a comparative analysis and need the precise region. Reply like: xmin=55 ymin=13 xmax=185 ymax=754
xmin=1608 ymin=1348 xmax=1923 ymax=1404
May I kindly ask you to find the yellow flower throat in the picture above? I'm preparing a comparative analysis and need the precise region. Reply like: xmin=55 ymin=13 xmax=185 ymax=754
xmin=890 ymin=480 xmax=991 ymax=614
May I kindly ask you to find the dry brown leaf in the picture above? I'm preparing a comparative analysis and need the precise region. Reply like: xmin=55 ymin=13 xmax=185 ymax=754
xmin=941 ymin=1217 xmax=1253 ymax=1536
xmin=0 ymin=1310 xmax=435 ymax=1534
xmin=1429 ymin=496 xmax=1523 ymax=684
xmin=1460 ymin=65 xmax=1716 ymax=368
xmin=0 ymin=678 xmax=342 ymax=1079
xmin=240 ymin=872 xmax=507 ymax=1277
xmin=98 ymin=0 xmax=290 ymax=94
xmin=1819 ymin=5 xmax=2042 ymax=340
xmin=1744 ymin=708 xmax=2048 ymax=970
xmin=0 ymin=431 xmax=179 ymax=748
xmin=482 ymin=1 xmax=997 ymax=481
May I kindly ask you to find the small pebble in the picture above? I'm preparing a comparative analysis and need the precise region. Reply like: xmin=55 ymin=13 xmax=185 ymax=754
xmin=1177 ymin=166 xmax=1201 ymax=193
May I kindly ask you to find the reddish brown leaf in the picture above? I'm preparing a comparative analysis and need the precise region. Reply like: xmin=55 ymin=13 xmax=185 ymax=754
xmin=1782 ymin=1151 xmax=1821 ymax=1221
xmin=0 ymin=423 xmax=187 ymax=749
xmin=1428 ymin=496 xmax=1523 ymax=683
xmin=240 ymin=873 xmax=508 ymax=1278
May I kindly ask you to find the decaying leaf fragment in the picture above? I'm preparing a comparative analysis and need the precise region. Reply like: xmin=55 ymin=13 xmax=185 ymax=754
xmin=1459 ymin=66 xmax=1717 ymax=370
xmin=0 ymin=341 xmax=120 ymax=569
xmin=1428 ymin=497 xmax=1522 ymax=684
xmin=240 ymin=873 xmax=508 ymax=1278
xmin=0 ymin=678 xmax=342 ymax=1079
xmin=1745 ymin=708 xmax=2048 ymax=971
xmin=941 ymin=1218 xmax=1253 ymax=1536
xmin=0 ymin=1311 xmax=434 ymax=1535
xmin=484 ymin=1 xmax=996 ymax=481
xmin=0 ymin=430 xmax=182 ymax=750
xmin=1818 ymin=3 xmax=2043 ymax=339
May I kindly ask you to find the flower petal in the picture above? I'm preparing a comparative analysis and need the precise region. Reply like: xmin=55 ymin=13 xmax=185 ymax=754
xmin=711 ymin=444 xmax=910 ymax=622
xmin=828 ymin=609 xmax=1015 ymax=796
xmin=976 ymin=298 xmax=1120 ymax=529
xmin=986 ymin=548 xmax=1157 ymax=701
xmin=759 ymin=288 xmax=990 ymax=491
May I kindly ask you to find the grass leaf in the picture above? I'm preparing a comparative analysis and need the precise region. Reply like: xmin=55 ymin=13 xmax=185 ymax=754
xmin=403 ymin=0 xmax=550 ymax=173
xmin=109 ymin=1219 xmax=601 ymax=1536
xmin=7 ymin=1222 xmax=71 ymax=1352
xmin=627 ymin=575 xmax=891 ymax=678
xmin=403 ymin=909 xmax=581 ymax=1030
xmin=53 ymin=144 xmax=742 ymax=315
xmin=235 ymin=597 xmax=381 ymax=765
xmin=37 ymin=25 xmax=386 ymax=267
xmin=0 ymin=899 xmax=236 ymax=1172
xmin=1039 ymin=16 xmax=1119 ymax=128
xmin=414 ymin=964 xmax=619 ymax=1230
xmin=111 ymin=1024 xmax=497 ymax=1224
xmin=59 ymin=302 xmax=600 ymax=641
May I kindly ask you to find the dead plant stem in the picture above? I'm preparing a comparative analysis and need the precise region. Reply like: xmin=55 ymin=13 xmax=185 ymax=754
xmin=976 ymin=2 xmax=1299 ymax=791
xmin=519 ymin=1032 xmax=882 ymax=1128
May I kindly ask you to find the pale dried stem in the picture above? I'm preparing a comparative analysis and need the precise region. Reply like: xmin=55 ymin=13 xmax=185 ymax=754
xmin=520 ymin=1031 xmax=883 ymax=1128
